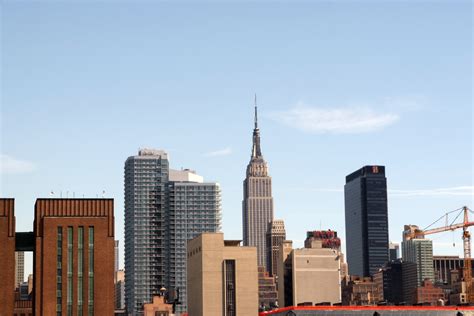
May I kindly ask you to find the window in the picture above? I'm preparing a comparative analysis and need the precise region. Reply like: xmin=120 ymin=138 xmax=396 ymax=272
xmin=78 ymin=227 xmax=84 ymax=316
xmin=88 ymin=227 xmax=94 ymax=316
xmin=67 ymin=227 xmax=73 ymax=316
xmin=224 ymin=260 xmax=236 ymax=316
xmin=57 ymin=227 xmax=63 ymax=316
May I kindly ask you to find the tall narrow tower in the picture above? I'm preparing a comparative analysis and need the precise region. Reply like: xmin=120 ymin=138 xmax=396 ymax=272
xmin=242 ymin=97 xmax=274 ymax=268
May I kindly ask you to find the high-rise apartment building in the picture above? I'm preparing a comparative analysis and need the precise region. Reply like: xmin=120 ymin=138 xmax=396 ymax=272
xmin=125 ymin=149 xmax=169 ymax=315
xmin=242 ymin=104 xmax=274 ymax=268
xmin=344 ymin=165 xmax=389 ymax=277
xmin=15 ymin=251 xmax=25 ymax=289
xmin=266 ymin=219 xmax=286 ymax=277
xmin=166 ymin=169 xmax=221 ymax=315
xmin=187 ymin=233 xmax=258 ymax=316
xmin=125 ymin=150 xmax=221 ymax=315
xmin=34 ymin=198 xmax=115 ymax=315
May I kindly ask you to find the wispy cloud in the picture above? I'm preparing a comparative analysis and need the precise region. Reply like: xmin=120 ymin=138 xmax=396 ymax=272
xmin=0 ymin=154 xmax=36 ymax=174
xmin=203 ymin=147 xmax=232 ymax=157
xmin=270 ymin=104 xmax=399 ymax=134
xmin=390 ymin=186 xmax=474 ymax=197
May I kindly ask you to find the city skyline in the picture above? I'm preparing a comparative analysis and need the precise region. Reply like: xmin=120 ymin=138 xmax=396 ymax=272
xmin=1 ymin=1 xmax=472 ymax=276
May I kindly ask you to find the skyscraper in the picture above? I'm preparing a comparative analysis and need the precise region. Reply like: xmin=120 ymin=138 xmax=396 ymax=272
xmin=125 ymin=149 xmax=169 ymax=316
xmin=266 ymin=219 xmax=286 ymax=277
xmin=15 ymin=251 xmax=25 ymax=289
xmin=402 ymin=225 xmax=434 ymax=286
xmin=242 ymin=101 xmax=274 ymax=268
xmin=125 ymin=150 xmax=221 ymax=315
xmin=344 ymin=165 xmax=389 ymax=277
xmin=166 ymin=169 xmax=221 ymax=315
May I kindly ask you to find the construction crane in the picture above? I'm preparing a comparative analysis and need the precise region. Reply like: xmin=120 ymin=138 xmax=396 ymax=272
xmin=403 ymin=206 xmax=474 ymax=302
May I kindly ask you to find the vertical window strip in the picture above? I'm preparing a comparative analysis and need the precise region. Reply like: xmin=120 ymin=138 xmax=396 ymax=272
xmin=57 ymin=227 xmax=63 ymax=316
xmin=88 ymin=227 xmax=94 ymax=316
xmin=67 ymin=227 xmax=73 ymax=316
xmin=78 ymin=227 xmax=84 ymax=316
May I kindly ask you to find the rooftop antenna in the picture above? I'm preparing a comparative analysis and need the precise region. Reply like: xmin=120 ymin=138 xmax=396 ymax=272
xmin=102 ymin=190 xmax=106 ymax=198
xmin=254 ymin=93 xmax=258 ymax=129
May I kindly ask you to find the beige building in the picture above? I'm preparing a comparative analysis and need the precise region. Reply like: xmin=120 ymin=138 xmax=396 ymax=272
xmin=187 ymin=233 xmax=258 ymax=316
xmin=278 ymin=240 xmax=341 ymax=306
xmin=143 ymin=295 xmax=174 ymax=316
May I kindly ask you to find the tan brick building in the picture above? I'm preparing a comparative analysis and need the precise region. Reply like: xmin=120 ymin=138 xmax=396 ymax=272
xmin=187 ymin=233 xmax=258 ymax=316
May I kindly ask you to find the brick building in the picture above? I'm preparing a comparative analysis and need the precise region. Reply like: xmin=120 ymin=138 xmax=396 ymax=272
xmin=34 ymin=198 xmax=115 ymax=315
xmin=415 ymin=279 xmax=445 ymax=305
xmin=0 ymin=199 xmax=15 ymax=316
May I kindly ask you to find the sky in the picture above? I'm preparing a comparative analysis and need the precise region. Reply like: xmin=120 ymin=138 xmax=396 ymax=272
xmin=1 ymin=1 xmax=472 ymax=276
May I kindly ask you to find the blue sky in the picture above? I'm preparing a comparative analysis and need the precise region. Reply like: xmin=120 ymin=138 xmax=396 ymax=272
xmin=1 ymin=1 xmax=472 ymax=275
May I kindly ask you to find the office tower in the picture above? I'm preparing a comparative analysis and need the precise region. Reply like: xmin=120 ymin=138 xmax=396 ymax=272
xmin=402 ymin=261 xmax=418 ymax=304
xmin=242 ymin=103 xmax=274 ymax=269
xmin=402 ymin=227 xmax=434 ymax=286
xmin=125 ymin=149 xmax=169 ymax=316
xmin=166 ymin=169 xmax=221 ymax=315
xmin=389 ymin=242 xmax=400 ymax=261
xmin=34 ymin=198 xmax=115 ymax=315
xmin=344 ymin=165 xmax=389 ymax=277
xmin=373 ymin=259 xmax=403 ymax=304
xmin=278 ymin=239 xmax=341 ymax=307
xmin=125 ymin=150 xmax=221 ymax=315
xmin=266 ymin=219 xmax=286 ymax=277
xmin=0 ymin=198 xmax=15 ymax=315
xmin=115 ymin=240 xmax=119 ymax=274
xmin=187 ymin=233 xmax=258 ymax=316
xmin=15 ymin=251 xmax=25 ymax=289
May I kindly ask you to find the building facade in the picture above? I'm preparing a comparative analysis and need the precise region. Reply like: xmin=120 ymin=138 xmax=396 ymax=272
xmin=0 ymin=198 xmax=15 ymax=316
xmin=266 ymin=219 xmax=286 ymax=277
xmin=165 ymin=170 xmax=222 ymax=314
xmin=125 ymin=150 xmax=221 ymax=315
xmin=344 ymin=165 xmax=389 ymax=277
xmin=402 ymin=235 xmax=434 ymax=286
xmin=125 ymin=149 xmax=170 ymax=315
xmin=278 ymin=240 xmax=341 ymax=306
xmin=389 ymin=242 xmax=400 ymax=261
xmin=373 ymin=259 xmax=403 ymax=304
xmin=187 ymin=233 xmax=258 ymax=316
xmin=341 ymin=275 xmax=383 ymax=306
xmin=242 ymin=104 xmax=274 ymax=269
xmin=15 ymin=251 xmax=25 ymax=290
xmin=34 ymin=198 xmax=115 ymax=315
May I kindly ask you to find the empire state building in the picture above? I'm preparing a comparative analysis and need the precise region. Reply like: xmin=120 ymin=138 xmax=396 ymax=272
xmin=242 ymin=100 xmax=274 ymax=269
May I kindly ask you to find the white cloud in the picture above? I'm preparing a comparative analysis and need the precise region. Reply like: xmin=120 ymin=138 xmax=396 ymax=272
xmin=270 ymin=104 xmax=399 ymax=134
xmin=203 ymin=147 xmax=232 ymax=157
xmin=390 ymin=186 xmax=474 ymax=197
xmin=0 ymin=154 xmax=36 ymax=174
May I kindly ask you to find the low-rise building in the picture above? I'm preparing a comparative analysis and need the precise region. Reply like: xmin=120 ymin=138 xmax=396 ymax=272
xmin=341 ymin=276 xmax=382 ymax=306
xmin=415 ymin=279 xmax=445 ymax=305
xmin=258 ymin=266 xmax=278 ymax=311
xmin=187 ymin=233 xmax=258 ymax=316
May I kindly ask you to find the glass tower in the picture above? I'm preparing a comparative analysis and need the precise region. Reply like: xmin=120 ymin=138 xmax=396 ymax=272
xmin=344 ymin=165 xmax=389 ymax=277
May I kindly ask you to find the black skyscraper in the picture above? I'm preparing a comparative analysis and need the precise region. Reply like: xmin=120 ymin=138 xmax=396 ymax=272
xmin=344 ymin=165 xmax=389 ymax=277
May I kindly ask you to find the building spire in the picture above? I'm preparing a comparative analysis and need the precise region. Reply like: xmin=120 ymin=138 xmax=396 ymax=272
xmin=254 ymin=93 xmax=258 ymax=129
xmin=251 ymin=94 xmax=262 ymax=159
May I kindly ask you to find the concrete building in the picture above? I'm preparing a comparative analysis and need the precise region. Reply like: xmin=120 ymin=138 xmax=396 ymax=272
xmin=266 ymin=219 xmax=286 ymax=277
xmin=433 ymin=255 xmax=473 ymax=284
xmin=143 ymin=295 xmax=173 ymax=316
xmin=0 ymin=198 xmax=16 ymax=315
xmin=341 ymin=276 xmax=382 ymax=306
xmin=34 ymin=199 xmax=115 ymax=315
xmin=125 ymin=149 xmax=221 ymax=315
xmin=242 ymin=103 xmax=274 ymax=269
xmin=344 ymin=165 xmax=389 ymax=277
xmin=15 ymin=251 xmax=25 ymax=289
xmin=402 ymin=228 xmax=434 ymax=286
xmin=187 ymin=233 xmax=258 ymax=316
xmin=278 ymin=239 xmax=341 ymax=307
